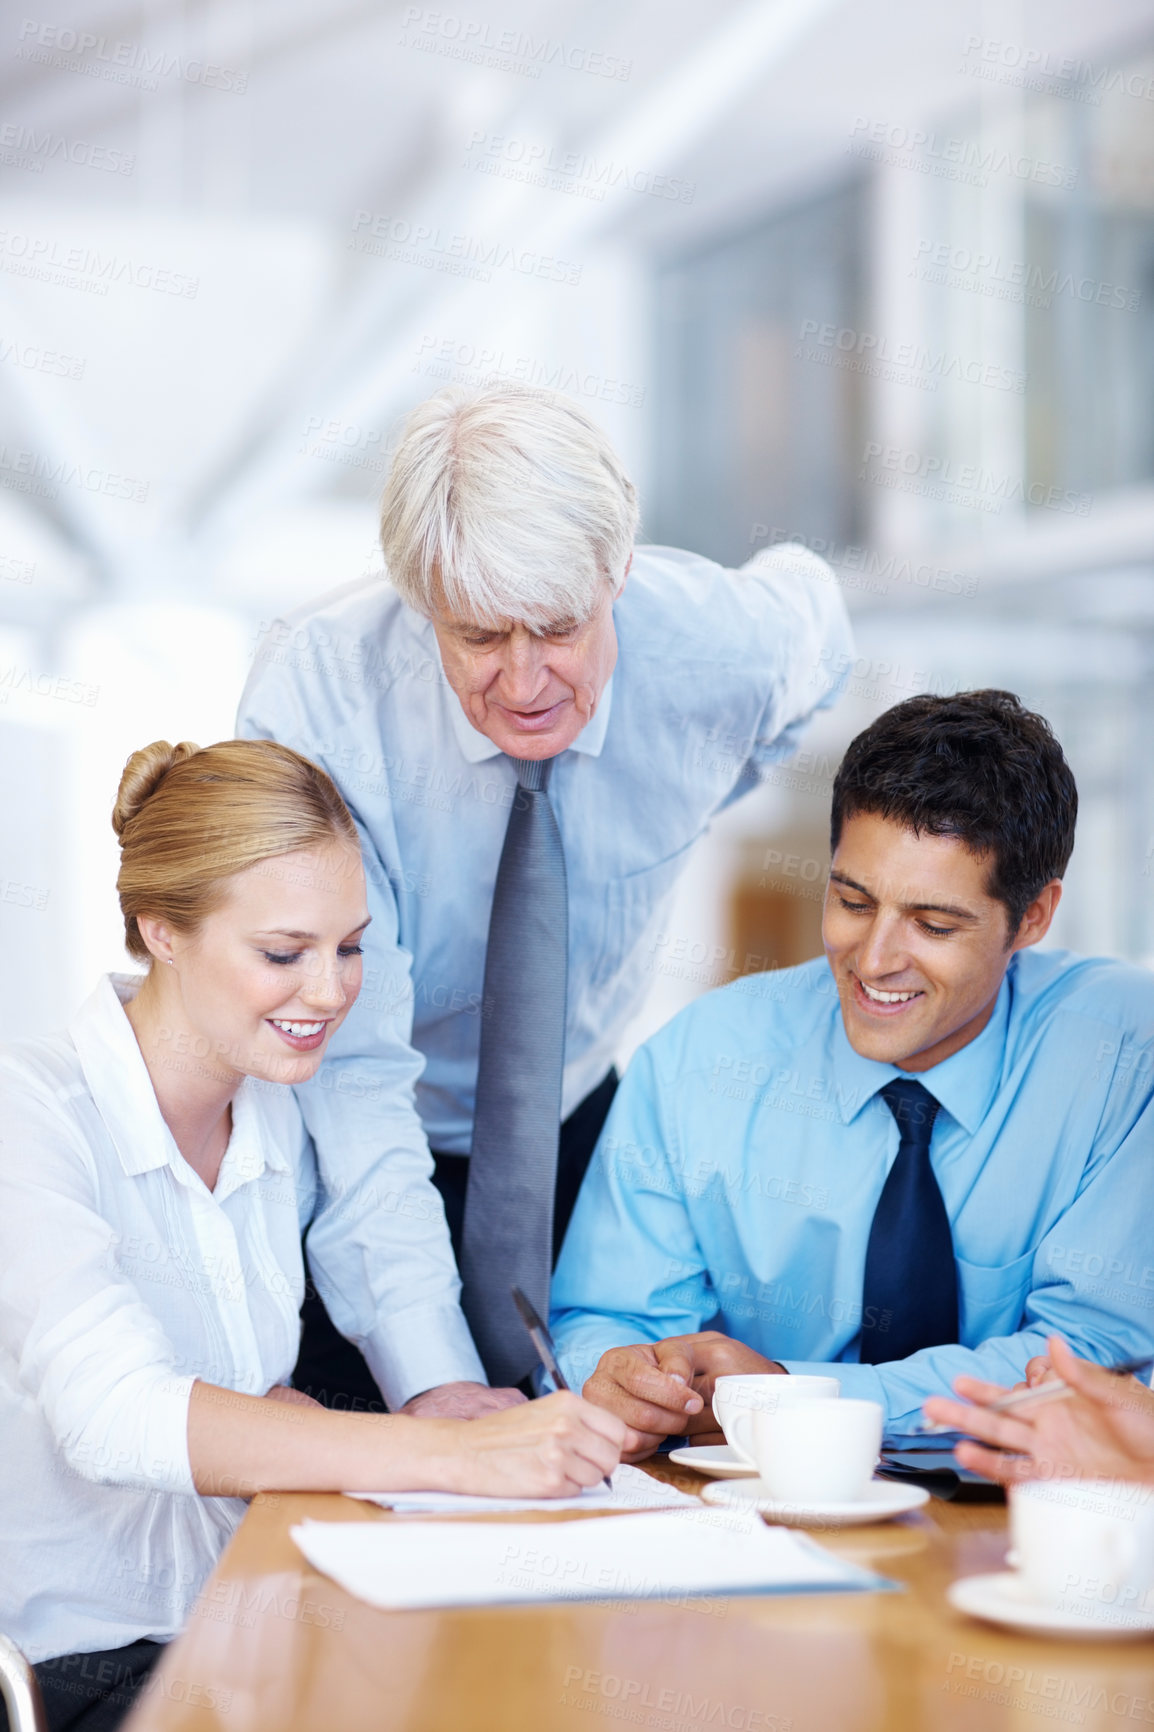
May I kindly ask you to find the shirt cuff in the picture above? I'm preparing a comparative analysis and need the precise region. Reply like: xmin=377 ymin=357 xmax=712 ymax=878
xmin=360 ymin=1302 xmax=487 ymax=1410
xmin=146 ymin=1373 xmax=198 ymax=1493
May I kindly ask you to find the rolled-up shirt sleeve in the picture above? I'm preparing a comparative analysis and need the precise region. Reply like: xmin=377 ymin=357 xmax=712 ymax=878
xmin=0 ymin=1071 xmax=196 ymax=1495
xmin=739 ymin=541 xmax=854 ymax=770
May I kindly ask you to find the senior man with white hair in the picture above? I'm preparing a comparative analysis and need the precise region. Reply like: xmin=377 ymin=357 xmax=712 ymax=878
xmin=238 ymin=385 xmax=852 ymax=1420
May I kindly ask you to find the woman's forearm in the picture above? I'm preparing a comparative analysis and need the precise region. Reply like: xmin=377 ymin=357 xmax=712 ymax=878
xmin=187 ymin=1380 xmax=459 ymax=1497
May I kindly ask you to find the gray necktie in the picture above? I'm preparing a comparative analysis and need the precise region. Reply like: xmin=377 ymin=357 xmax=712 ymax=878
xmin=460 ymin=755 xmax=568 ymax=1386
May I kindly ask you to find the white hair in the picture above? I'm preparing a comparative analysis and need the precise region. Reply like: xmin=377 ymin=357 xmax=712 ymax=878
xmin=379 ymin=385 xmax=639 ymax=629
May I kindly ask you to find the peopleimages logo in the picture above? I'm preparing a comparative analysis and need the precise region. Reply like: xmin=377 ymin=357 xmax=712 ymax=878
xmin=349 ymin=211 xmax=581 ymax=285
xmin=960 ymin=34 xmax=1154 ymax=103
xmin=463 ymin=130 xmax=694 ymax=204
xmin=15 ymin=18 xmax=248 ymax=91
xmin=0 ymin=228 xmax=199 ymax=298
xmin=860 ymin=442 xmax=1093 ymax=516
xmin=398 ymin=7 xmax=632 ymax=80
xmin=797 ymin=318 xmax=1025 ymax=393
xmin=911 ymin=239 xmax=1141 ymax=312
xmin=0 ymin=123 xmax=134 ymax=175
xmin=0 ymin=335 xmax=85 ymax=380
xmin=846 ymin=117 xmax=1077 ymax=189
xmin=0 ymin=443 xmax=148 ymax=504
xmin=748 ymin=528 xmax=979 ymax=598
xmin=560 ymin=1668 xmax=789 ymax=1727
xmin=413 ymin=335 xmax=646 ymax=406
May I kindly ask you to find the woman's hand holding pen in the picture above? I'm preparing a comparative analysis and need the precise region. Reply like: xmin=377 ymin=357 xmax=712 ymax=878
xmin=432 ymin=1391 xmax=625 ymax=1498
xmin=189 ymin=1381 xmax=622 ymax=1501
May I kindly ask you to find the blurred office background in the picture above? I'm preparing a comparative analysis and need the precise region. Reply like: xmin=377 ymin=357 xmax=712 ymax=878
xmin=1 ymin=0 xmax=1152 ymax=1046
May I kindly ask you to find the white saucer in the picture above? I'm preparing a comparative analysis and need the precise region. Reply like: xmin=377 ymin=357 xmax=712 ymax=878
xmin=666 ymin=1443 xmax=758 ymax=1479
xmin=948 ymin=1571 xmax=1154 ymax=1640
xmin=701 ymin=1477 xmax=929 ymax=1526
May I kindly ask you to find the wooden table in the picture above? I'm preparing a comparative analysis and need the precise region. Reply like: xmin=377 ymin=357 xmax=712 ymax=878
xmin=124 ymin=1465 xmax=1154 ymax=1732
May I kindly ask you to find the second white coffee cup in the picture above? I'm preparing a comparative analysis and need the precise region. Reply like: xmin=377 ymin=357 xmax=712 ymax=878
xmin=748 ymin=1398 xmax=884 ymax=1503
xmin=712 ymin=1373 xmax=840 ymax=1465
xmin=1010 ymin=1478 xmax=1154 ymax=1621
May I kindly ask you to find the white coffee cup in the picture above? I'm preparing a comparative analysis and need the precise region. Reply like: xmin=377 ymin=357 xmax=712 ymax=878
xmin=1010 ymin=1478 xmax=1154 ymax=1623
xmin=712 ymin=1374 xmax=840 ymax=1466
xmin=748 ymin=1398 xmax=884 ymax=1503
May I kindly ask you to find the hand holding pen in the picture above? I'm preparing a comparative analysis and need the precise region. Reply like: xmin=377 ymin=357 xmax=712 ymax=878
xmin=920 ymin=1336 xmax=1154 ymax=1489
xmin=918 ymin=1350 xmax=1154 ymax=1434
xmin=512 ymin=1286 xmax=614 ymax=1490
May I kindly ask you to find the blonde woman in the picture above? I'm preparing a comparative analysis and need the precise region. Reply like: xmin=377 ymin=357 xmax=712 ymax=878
xmin=0 ymin=739 xmax=622 ymax=1732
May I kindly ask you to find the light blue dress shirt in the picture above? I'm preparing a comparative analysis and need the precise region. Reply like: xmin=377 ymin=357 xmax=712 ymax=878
xmin=550 ymin=949 xmax=1154 ymax=1439
xmin=237 ymin=542 xmax=851 ymax=1405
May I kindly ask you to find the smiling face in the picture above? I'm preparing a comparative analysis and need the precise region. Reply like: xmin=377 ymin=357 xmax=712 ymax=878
xmin=430 ymin=582 xmax=620 ymax=760
xmin=822 ymin=811 xmax=1060 ymax=1073
xmin=143 ymin=840 xmax=370 ymax=1088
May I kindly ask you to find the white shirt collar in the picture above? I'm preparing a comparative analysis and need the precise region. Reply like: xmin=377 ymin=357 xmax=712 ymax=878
xmin=444 ymin=674 xmax=615 ymax=765
xmin=68 ymin=974 xmax=291 ymax=1193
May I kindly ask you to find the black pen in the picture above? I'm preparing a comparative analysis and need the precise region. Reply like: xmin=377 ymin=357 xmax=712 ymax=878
xmin=511 ymin=1285 xmax=614 ymax=1491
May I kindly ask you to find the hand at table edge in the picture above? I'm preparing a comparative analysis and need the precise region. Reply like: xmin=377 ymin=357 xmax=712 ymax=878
xmin=399 ymin=1380 xmax=527 ymax=1419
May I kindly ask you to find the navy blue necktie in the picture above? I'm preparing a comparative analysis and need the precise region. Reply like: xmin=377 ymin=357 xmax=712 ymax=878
xmin=459 ymin=756 xmax=568 ymax=1387
xmin=859 ymin=1078 xmax=957 ymax=1365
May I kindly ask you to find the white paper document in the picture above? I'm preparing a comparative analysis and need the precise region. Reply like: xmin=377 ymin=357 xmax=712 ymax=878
xmin=291 ymin=1507 xmax=892 ymax=1611
xmin=348 ymin=1462 xmax=699 ymax=1515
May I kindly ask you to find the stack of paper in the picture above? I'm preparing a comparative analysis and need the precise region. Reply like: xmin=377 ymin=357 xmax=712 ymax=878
xmin=291 ymin=1508 xmax=894 ymax=1611
xmin=349 ymin=1462 xmax=699 ymax=1515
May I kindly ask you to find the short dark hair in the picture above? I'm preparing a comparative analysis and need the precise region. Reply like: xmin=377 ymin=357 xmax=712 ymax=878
xmin=830 ymin=690 xmax=1078 ymax=935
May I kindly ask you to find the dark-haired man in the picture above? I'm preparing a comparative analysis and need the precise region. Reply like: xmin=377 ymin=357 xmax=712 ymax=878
xmin=551 ymin=691 xmax=1154 ymax=1453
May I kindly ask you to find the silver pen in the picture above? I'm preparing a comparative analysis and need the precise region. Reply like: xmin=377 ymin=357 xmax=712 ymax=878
xmin=511 ymin=1285 xmax=614 ymax=1490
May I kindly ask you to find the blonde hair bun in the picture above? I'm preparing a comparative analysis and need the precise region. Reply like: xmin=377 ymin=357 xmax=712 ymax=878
xmin=112 ymin=737 xmax=359 ymax=963
xmin=112 ymin=740 xmax=200 ymax=839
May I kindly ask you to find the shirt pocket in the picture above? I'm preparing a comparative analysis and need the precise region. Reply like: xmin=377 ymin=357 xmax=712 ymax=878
xmin=588 ymin=839 xmax=699 ymax=991
xmin=956 ymin=1246 xmax=1035 ymax=1346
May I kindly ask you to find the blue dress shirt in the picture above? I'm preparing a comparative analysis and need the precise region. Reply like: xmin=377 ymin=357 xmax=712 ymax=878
xmin=237 ymin=542 xmax=852 ymax=1404
xmin=550 ymin=949 xmax=1154 ymax=1438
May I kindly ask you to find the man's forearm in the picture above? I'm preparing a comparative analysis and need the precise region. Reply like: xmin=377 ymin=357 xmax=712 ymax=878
xmin=780 ymin=1331 xmax=1055 ymax=1438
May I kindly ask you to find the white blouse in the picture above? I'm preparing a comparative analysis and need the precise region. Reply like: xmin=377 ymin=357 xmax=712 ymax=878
xmin=0 ymin=974 xmax=324 ymax=1662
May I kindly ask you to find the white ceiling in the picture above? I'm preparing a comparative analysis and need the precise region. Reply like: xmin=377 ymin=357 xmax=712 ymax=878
xmin=7 ymin=0 xmax=1153 ymax=233
xmin=2 ymin=0 xmax=1153 ymax=617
